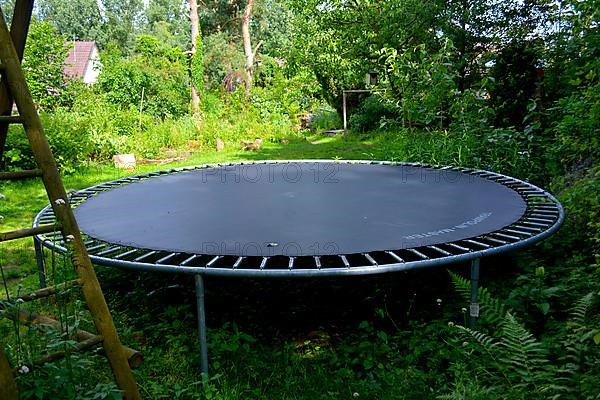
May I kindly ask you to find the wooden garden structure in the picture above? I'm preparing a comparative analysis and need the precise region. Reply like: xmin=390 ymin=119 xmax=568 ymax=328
xmin=0 ymin=2 xmax=141 ymax=398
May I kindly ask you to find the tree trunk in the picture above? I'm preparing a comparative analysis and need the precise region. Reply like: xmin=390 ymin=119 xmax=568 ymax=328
xmin=242 ymin=0 xmax=254 ymax=93
xmin=189 ymin=0 xmax=200 ymax=112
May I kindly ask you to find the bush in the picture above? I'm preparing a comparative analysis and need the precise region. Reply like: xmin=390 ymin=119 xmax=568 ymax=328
xmin=95 ymin=38 xmax=190 ymax=118
xmin=349 ymin=95 xmax=399 ymax=133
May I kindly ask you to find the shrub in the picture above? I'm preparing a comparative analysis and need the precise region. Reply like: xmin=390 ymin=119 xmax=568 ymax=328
xmin=349 ymin=95 xmax=399 ymax=133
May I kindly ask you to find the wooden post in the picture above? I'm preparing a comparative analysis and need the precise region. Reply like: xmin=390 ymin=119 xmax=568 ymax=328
xmin=0 ymin=10 xmax=141 ymax=399
xmin=342 ymin=91 xmax=347 ymax=134
xmin=0 ymin=344 xmax=18 ymax=400
xmin=0 ymin=0 xmax=34 ymax=159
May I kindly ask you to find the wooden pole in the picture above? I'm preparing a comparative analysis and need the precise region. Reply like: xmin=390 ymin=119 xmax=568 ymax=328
xmin=343 ymin=91 xmax=347 ymax=134
xmin=0 ymin=0 xmax=34 ymax=160
xmin=0 ymin=344 xmax=18 ymax=400
xmin=8 ymin=308 xmax=143 ymax=370
xmin=0 ymin=10 xmax=141 ymax=399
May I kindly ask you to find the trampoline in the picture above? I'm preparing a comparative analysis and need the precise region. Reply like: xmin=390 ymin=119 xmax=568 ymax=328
xmin=33 ymin=160 xmax=564 ymax=374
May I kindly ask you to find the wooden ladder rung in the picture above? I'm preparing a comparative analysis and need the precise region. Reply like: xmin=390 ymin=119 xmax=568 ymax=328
xmin=25 ymin=335 xmax=105 ymax=370
xmin=0 ymin=168 xmax=43 ymax=180
xmin=0 ymin=115 xmax=24 ymax=124
xmin=0 ymin=223 xmax=60 ymax=242
xmin=12 ymin=279 xmax=82 ymax=303
xmin=8 ymin=309 xmax=143 ymax=369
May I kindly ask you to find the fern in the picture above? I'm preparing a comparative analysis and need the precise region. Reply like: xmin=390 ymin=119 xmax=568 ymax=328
xmin=498 ymin=313 xmax=552 ymax=391
xmin=553 ymin=292 xmax=599 ymax=399
xmin=569 ymin=292 xmax=594 ymax=326
xmin=447 ymin=286 xmax=600 ymax=400
xmin=448 ymin=270 xmax=509 ymax=325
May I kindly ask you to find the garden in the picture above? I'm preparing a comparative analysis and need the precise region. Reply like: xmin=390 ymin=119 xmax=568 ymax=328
xmin=0 ymin=0 xmax=598 ymax=399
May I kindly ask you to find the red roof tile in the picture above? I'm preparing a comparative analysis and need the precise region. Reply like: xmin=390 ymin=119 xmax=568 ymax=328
xmin=64 ymin=41 xmax=96 ymax=79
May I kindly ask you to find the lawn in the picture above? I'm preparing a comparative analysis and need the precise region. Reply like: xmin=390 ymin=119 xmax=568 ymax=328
xmin=1 ymin=129 xmax=597 ymax=399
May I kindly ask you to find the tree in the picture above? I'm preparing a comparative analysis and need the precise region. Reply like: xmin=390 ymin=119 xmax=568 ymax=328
xmin=22 ymin=20 xmax=71 ymax=110
xmin=287 ymin=0 xmax=440 ymax=113
xmin=189 ymin=0 xmax=202 ymax=112
xmin=101 ymin=0 xmax=144 ymax=51
xmin=144 ymin=0 xmax=189 ymax=48
xmin=241 ymin=0 xmax=261 ymax=92
xmin=36 ymin=0 xmax=106 ymax=44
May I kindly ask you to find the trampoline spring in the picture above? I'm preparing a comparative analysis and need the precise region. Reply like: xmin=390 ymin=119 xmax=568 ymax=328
xmin=44 ymin=231 xmax=62 ymax=239
xmin=482 ymin=236 xmax=508 ymax=245
xmin=364 ymin=253 xmax=378 ymax=266
xmin=531 ymin=210 xmax=559 ymax=216
xmin=288 ymin=257 xmax=295 ymax=270
xmin=83 ymin=240 xmax=96 ymax=246
xmin=233 ymin=257 xmax=244 ymax=269
xmin=512 ymin=224 xmax=542 ymax=233
xmin=530 ymin=213 xmax=558 ymax=220
xmin=314 ymin=256 xmax=322 ymax=269
xmin=339 ymin=255 xmax=350 ymax=268
xmin=95 ymin=246 xmax=123 ymax=257
xmin=520 ymin=220 xmax=550 ymax=228
xmin=427 ymin=246 xmax=452 ymax=256
xmin=527 ymin=217 xmax=556 ymax=224
xmin=502 ymin=229 xmax=534 ymax=237
xmin=113 ymin=249 xmax=138 ymax=260
xmin=259 ymin=257 xmax=268 ymax=270
xmin=86 ymin=244 xmax=107 ymax=253
xmin=446 ymin=243 xmax=472 ymax=253
xmin=491 ymin=232 xmax=521 ymax=241
xmin=407 ymin=249 xmax=429 ymax=260
xmin=523 ymin=191 xmax=545 ymax=196
xmin=156 ymin=253 xmax=179 ymax=265
xmin=133 ymin=251 xmax=157 ymax=262
xmin=181 ymin=254 xmax=199 ymax=266
xmin=206 ymin=256 xmax=221 ymax=268
xmin=463 ymin=239 xmax=492 ymax=249
xmin=386 ymin=251 xmax=405 ymax=263
xmin=533 ymin=204 xmax=558 ymax=209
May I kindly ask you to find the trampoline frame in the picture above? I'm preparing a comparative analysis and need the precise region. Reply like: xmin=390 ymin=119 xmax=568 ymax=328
xmin=32 ymin=160 xmax=564 ymax=376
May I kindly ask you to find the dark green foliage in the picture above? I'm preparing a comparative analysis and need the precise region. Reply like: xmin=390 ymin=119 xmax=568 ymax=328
xmin=95 ymin=37 xmax=189 ymax=118
xmin=349 ymin=95 xmax=398 ymax=133
xmin=489 ymin=42 xmax=540 ymax=128
xmin=21 ymin=20 xmax=72 ymax=111
xmin=202 ymin=32 xmax=246 ymax=90
xmin=36 ymin=0 xmax=106 ymax=44
xmin=448 ymin=289 xmax=600 ymax=399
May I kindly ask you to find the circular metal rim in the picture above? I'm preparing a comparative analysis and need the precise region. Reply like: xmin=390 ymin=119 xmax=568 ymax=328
xmin=33 ymin=160 xmax=565 ymax=277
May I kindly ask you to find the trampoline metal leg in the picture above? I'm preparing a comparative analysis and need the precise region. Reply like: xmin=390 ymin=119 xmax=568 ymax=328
xmin=469 ymin=258 xmax=480 ymax=329
xmin=34 ymin=237 xmax=46 ymax=289
xmin=195 ymin=274 xmax=209 ymax=379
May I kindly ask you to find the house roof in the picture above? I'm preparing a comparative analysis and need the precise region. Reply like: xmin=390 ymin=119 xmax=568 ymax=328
xmin=64 ymin=41 xmax=96 ymax=79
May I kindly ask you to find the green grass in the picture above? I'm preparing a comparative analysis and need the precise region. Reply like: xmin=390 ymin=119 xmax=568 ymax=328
xmin=1 ymin=128 xmax=596 ymax=399
xmin=0 ymin=130 xmax=462 ymax=399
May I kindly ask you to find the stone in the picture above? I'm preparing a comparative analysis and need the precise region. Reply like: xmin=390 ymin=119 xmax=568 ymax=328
xmin=113 ymin=153 xmax=136 ymax=169
xmin=241 ymin=138 xmax=262 ymax=151
xmin=216 ymin=138 xmax=225 ymax=152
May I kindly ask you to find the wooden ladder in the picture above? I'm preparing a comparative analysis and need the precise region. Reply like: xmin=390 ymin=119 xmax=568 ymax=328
xmin=0 ymin=3 xmax=140 ymax=399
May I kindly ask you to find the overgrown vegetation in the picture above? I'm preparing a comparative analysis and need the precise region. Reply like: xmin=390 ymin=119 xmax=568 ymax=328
xmin=0 ymin=0 xmax=598 ymax=398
